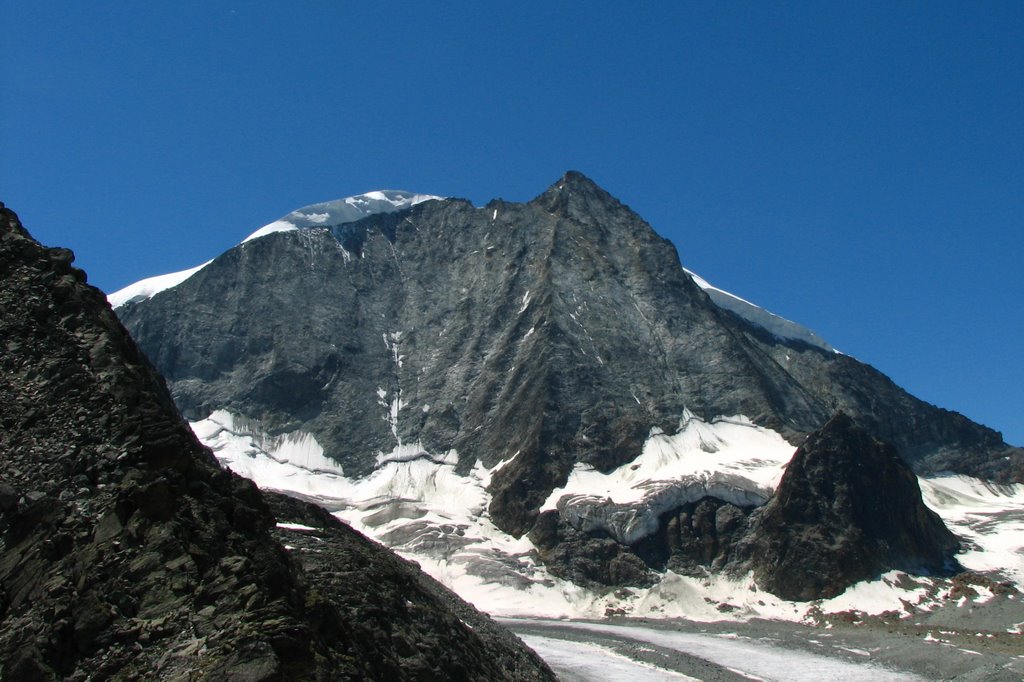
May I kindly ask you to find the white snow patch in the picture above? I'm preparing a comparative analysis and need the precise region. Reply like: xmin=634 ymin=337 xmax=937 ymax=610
xmin=241 ymin=220 xmax=299 ymax=243
xmin=541 ymin=410 xmax=795 ymax=510
xmin=920 ymin=474 xmax=1024 ymax=585
xmin=383 ymin=331 xmax=404 ymax=369
xmin=820 ymin=571 xmax=936 ymax=615
xmin=520 ymin=290 xmax=531 ymax=313
xmin=106 ymin=261 xmax=212 ymax=308
xmin=191 ymin=411 xmax=348 ymax=499
xmin=276 ymin=522 xmax=318 ymax=531
xmin=685 ymin=268 xmax=835 ymax=353
xmin=387 ymin=396 xmax=403 ymax=440
xmin=489 ymin=451 xmax=519 ymax=476
xmin=108 ymin=190 xmax=441 ymax=306
xmin=410 ymin=554 xmax=606 ymax=619
xmin=193 ymin=410 xmax=491 ymax=518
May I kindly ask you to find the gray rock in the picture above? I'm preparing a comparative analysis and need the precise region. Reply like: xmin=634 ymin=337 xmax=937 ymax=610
xmin=0 ymin=482 xmax=18 ymax=511
xmin=732 ymin=413 xmax=960 ymax=600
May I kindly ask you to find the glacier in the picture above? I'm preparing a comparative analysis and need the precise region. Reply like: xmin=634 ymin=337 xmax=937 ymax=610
xmin=107 ymin=190 xmax=441 ymax=307
xmin=189 ymin=408 xmax=1024 ymax=625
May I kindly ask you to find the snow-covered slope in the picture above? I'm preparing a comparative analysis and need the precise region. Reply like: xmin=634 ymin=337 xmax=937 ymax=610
xmin=106 ymin=261 xmax=212 ymax=309
xmin=539 ymin=411 xmax=795 ymax=544
xmin=920 ymin=475 xmax=1024 ymax=586
xmin=685 ymin=268 xmax=836 ymax=352
xmin=240 ymin=190 xmax=440 ymax=242
xmin=189 ymin=409 xmax=1024 ymax=625
xmin=107 ymin=190 xmax=440 ymax=307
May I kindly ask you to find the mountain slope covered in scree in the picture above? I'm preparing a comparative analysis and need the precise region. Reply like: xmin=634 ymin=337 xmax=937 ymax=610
xmin=115 ymin=173 xmax=1023 ymax=601
xmin=0 ymin=202 xmax=554 ymax=681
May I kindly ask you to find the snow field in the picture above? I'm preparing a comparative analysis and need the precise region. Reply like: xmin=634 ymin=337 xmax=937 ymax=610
xmin=541 ymin=410 xmax=793 ymax=510
xmin=507 ymin=620 xmax=926 ymax=682
xmin=919 ymin=475 xmax=1024 ymax=585
xmin=191 ymin=409 xmax=1024 ymax=624
xmin=107 ymin=190 xmax=441 ymax=306
xmin=516 ymin=633 xmax=699 ymax=681
xmin=684 ymin=268 xmax=836 ymax=353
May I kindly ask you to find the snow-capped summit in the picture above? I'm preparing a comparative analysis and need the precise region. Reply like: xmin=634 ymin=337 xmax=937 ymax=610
xmin=685 ymin=269 xmax=836 ymax=352
xmin=105 ymin=261 xmax=213 ymax=309
xmin=107 ymin=190 xmax=441 ymax=307
xmin=241 ymin=190 xmax=441 ymax=243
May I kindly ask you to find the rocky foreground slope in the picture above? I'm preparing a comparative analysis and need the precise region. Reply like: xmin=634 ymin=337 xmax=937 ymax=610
xmin=0 ymin=202 xmax=554 ymax=680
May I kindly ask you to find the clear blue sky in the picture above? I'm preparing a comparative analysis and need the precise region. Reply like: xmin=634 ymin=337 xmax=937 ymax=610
xmin=3 ymin=2 xmax=1021 ymax=445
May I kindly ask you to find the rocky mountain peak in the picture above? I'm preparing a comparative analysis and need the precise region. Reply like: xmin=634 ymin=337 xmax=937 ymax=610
xmin=736 ymin=412 xmax=960 ymax=601
xmin=531 ymin=170 xmax=629 ymax=221
xmin=546 ymin=170 xmax=606 ymax=193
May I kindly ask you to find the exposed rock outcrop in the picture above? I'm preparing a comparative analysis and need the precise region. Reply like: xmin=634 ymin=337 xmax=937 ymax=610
xmin=733 ymin=413 xmax=960 ymax=601
xmin=530 ymin=496 xmax=757 ymax=589
xmin=534 ymin=413 xmax=962 ymax=599
xmin=0 ymin=202 xmax=554 ymax=680
xmin=529 ymin=510 xmax=656 ymax=588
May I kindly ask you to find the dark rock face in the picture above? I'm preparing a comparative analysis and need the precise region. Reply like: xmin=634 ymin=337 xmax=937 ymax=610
xmin=116 ymin=172 xmax=1022 ymax=546
xmin=654 ymin=498 xmax=754 ymax=575
xmin=529 ymin=510 xmax=656 ymax=588
xmin=530 ymin=497 xmax=756 ymax=589
xmin=733 ymin=413 xmax=960 ymax=601
xmin=0 ymin=203 xmax=554 ymax=680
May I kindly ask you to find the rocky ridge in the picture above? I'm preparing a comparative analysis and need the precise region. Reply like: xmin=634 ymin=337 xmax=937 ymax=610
xmin=0 ymin=202 xmax=554 ymax=680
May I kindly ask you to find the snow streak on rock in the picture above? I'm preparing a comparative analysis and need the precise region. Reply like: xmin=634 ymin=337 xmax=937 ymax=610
xmin=685 ymin=268 xmax=836 ymax=352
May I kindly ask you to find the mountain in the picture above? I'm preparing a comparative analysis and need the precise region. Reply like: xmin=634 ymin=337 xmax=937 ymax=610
xmin=112 ymin=173 xmax=1023 ymax=607
xmin=0 ymin=202 xmax=554 ymax=680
